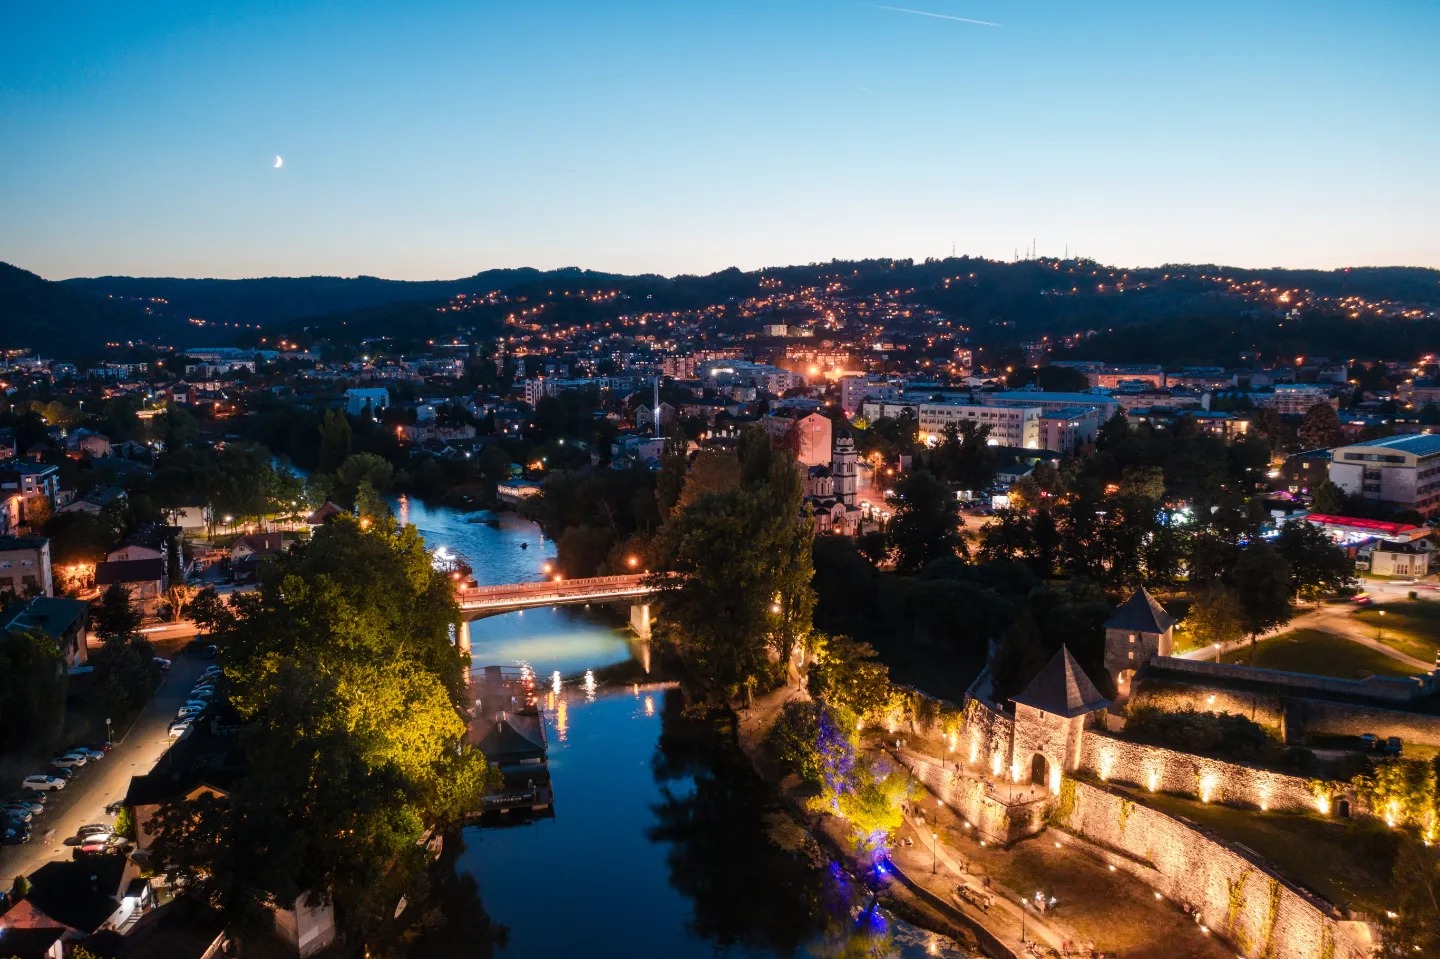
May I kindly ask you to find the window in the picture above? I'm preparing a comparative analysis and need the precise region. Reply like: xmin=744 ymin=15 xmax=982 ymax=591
xmin=1128 ymin=651 xmax=1135 ymax=661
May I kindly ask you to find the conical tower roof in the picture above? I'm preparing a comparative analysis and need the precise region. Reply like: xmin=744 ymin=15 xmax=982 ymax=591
xmin=1011 ymin=645 xmax=1110 ymax=718
xmin=1104 ymin=588 xmax=1175 ymax=634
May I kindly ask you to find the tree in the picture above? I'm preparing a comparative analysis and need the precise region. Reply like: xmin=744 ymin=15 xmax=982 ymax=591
xmin=887 ymin=469 xmax=964 ymax=574
xmin=0 ymin=629 xmax=67 ymax=757
xmin=1096 ymin=411 xmax=1130 ymax=451
xmin=92 ymin=584 xmax=141 ymax=641
xmin=1274 ymin=519 xmax=1353 ymax=600
xmin=317 ymin=409 xmax=352 ymax=474
xmin=1377 ymin=840 xmax=1440 ymax=958
xmin=333 ymin=452 xmax=394 ymax=512
xmin=1184 ymin=584 xmax=1245 ymax=653
xmin=187 ymin=585 xmax=229 ymax=635
xmin=807 ymin=635 xmax=892 ymax=720
xmin=1297 ymin=402 xmax=1343 ymax=450
xmin=149 ymin=516 xmax=496 ymax=945
xmin=1230 ymin=541 xmax=1293 ymax=662
xmin=655 ymin=443 xmax=814 ymax=702
xmin=1310 ymin=478 xmax=1347 ymax=515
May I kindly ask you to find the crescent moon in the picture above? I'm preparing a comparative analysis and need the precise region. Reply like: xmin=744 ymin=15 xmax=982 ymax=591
xmin=274 ymin=155 xmax=284 ymax=169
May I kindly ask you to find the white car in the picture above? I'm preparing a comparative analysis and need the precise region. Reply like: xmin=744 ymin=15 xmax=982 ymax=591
xmin=50 ymin=753 xmax=88 ymax=769
xmin=168 ymin=719 xmax=195 ymax=739
xmin=71 ymin=747 xmax=105 ymax=761
xmin=22 ymin=775 xmax=65 ymax=792
xmin=190 ymin=687 xmax=215 ymax=699
xmin=176 ymin=704 xmax=206 ymax=719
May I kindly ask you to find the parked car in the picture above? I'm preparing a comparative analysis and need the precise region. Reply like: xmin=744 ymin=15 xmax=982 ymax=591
xmin=50 ymin=753 xmax=88 ymax=769
xmin=153 ymin=656 xmax=172 ymax=672
xmin=202 ymin=644 xmax=218 ymax=659
xmin=189 ymin=688 xmax=215 ymax=700
xmin=80 ymin=741 xmax=113 ymax=754
xmin=76 ymin=824 xmax=111 ymax=840
xmin=1359 ymin=732 xmax=1378 ymax=751
xmin=2 ymin=808 xmax=33 ymax=826
xmin=176 ymin=704 xmax=206 ymax=720
xmin=75 ymin=839 xmax=112 ymax=857
xmin=1385 ymin=736 xmax=1404 ymax=756
xmin=168 ymin=719 xmax=195 ymax=739
xmin=2 ymin=797 xmax=45 ymax=815
xmin=46 ymin=766 xmax=74 ymax=780
xmin=202 ymin=665 xmax=223 ymax=679
xmin=70 ymin=746 xmax=106 ymax=761
xmin=1 ymin=826 xmax=30 ymax=845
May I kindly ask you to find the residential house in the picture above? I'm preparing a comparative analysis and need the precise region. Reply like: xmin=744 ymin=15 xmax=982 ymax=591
xmin=95 ymin=545 xmax=167 ymax=614
xmin=0 ymin=462 xmax=60 ymax=522
xmin=229 ymin=532 xmax=287 ymax=582
xmin=26 ymin=856 xmax=151 ymax=941
xmin=58 ymin=485 xmax=128 ymax=516
xmin=0 ymin=535 xmax=53 ymax=597
xmin=65 ymin=428 xmax=112 ymax=459
xmin=305 ymin=502 xmax=345 ymax=529
xmin=1362 ymin=540 xmax=1431 ymax=578
xmin=344 ymin=387 xmax=391 ymax=417
xmin=0 ymin=898 xmax=70 ymax=959
xmin=1 ymin=596 xmax=89 ymax=667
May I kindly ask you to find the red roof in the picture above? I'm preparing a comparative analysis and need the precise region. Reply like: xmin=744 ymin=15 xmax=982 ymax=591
xmin=1304 ymin=513 xmax=1419 ymax=536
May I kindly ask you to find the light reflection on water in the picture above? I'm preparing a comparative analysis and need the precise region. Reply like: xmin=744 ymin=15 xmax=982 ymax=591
xmin=400 ymin=500 xmax=967 ymax=959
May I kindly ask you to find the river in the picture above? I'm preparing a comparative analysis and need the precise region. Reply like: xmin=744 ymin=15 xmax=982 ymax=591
xmin=396 ymin=495 xmax=966 ymax=959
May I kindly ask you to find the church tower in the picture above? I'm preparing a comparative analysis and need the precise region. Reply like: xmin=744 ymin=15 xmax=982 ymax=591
xmin=832 ymin=433 xmax=858 ymax=507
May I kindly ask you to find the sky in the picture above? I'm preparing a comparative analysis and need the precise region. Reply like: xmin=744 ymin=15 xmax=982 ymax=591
xmin=2 ymin=0 xmax=1438 ymax=281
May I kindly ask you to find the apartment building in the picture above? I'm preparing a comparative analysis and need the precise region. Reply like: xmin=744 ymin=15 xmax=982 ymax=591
xmin=1328 ymin=433 xmax=1440 ymax=518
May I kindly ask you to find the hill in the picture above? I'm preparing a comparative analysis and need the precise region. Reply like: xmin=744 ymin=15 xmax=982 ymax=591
xmin=0 ymin=261 xmax=179 ymax=356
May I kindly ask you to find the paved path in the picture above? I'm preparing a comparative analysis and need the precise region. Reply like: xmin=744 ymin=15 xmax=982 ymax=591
xmin=0 ymin=654 xmax=207 ymax=880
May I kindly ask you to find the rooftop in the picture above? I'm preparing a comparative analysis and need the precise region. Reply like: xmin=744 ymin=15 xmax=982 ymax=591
xmin=1105 ymin=588 xmax=1177 ymax=634
xmin=1011 ymin=646 xmax=1111 ymax=718
xmin=1342 ymin=432 xmax=1440 ymax=457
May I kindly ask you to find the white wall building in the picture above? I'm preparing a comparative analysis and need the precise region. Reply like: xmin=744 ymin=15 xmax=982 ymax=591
xmin=1328 ymin=433 xmax=1440 ymax=518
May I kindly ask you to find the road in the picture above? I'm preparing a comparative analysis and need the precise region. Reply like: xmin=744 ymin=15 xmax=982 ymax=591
xmin=0 ymin=653 xmax=207 ymax=879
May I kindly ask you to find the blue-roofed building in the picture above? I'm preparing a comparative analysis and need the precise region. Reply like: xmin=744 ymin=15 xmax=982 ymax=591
xmin=1328 ymin=433 xmax=1440 ymax=518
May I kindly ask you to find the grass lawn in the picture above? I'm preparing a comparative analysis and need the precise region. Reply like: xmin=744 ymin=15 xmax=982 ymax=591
xmin=1352 ymin=600 xmax=1440 ymax=665
xmin=1112 ymin=785 xmax=1396 ymax=915
xmin=1221 ymin=628 xmax=1423 ymax=679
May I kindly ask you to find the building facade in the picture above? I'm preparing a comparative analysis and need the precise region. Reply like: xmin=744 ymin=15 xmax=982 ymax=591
xmin=1328 ymin=434 xmax=1440 ymax=518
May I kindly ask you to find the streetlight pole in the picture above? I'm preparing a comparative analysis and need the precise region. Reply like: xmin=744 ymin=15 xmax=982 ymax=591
xmin=931 ymin=831 xmax=938 ymax=874
xmin=1377 ymin=609 xmax=1386 ymax=642
xmin=106 ymin=717 xmax=112 ymax=744
xmin=1019 ymin=899 xmax=1026 ymax=944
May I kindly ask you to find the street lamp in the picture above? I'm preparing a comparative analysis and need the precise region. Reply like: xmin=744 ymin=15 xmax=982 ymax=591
xmin=1019 ymin=899 xmax=1027 ymax=944
xmin=106 ymin=717 xmax=112 ymax=744
xmin=931 ymin=831 xmax=939 ymax=874
xmin=1377 ymin=609 xmax=1386 ymax=642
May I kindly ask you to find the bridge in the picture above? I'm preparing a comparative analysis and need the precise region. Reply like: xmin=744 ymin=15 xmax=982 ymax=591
xmin=454 ymin=573 xmax=669 ymax=652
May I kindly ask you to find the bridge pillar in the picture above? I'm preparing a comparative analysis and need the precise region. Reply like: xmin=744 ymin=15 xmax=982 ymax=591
xmin=456 ymin=619 xmax=472 ymax=658
xmin=629 ymin=602 xmax=652 ymax=641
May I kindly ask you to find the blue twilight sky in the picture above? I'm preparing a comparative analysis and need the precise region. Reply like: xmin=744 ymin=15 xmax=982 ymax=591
xmin=2 ymin=1 xmax=1438 ymax=281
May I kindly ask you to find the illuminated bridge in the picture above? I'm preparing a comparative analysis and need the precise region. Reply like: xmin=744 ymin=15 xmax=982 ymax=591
xmin=455 ymin=573 xmax=670 ymax=649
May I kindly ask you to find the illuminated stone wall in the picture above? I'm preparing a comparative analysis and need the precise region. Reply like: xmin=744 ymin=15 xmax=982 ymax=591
xmin=893 ymin=748 xmax=1049 ymax=845
xmin=1059 ymin=780 xmax=1375 ymax=959
xmin=1128 ymin=678 xmax=1285 ymax=732
xmin=1076 ymin=731 xmax=1340 ymax=816
xmin=961 ymin=696 xmax=1015 ymax=778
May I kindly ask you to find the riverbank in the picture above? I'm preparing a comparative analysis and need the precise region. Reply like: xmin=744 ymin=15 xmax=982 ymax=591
xmin=732 ymin=684 xmax=995 ymax=958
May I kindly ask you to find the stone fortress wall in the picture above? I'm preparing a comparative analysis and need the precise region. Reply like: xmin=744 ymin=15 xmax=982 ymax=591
xmin=1058 ymin=780 xmax=1373 ymax=959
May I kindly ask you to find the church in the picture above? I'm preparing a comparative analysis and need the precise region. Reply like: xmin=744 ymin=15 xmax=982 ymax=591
xmin=803 ymin=432 xmax=864 ymax=536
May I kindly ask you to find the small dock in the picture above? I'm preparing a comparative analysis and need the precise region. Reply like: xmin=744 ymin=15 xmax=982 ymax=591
xmin=465 ymin=665 xmax=555 ymax=823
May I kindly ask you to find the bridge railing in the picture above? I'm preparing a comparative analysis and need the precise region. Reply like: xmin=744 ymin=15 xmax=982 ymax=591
xmin=457 ymin=573 xmax=674 ymax=606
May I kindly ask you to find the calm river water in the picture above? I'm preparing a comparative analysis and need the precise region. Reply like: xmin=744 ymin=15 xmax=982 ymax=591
xmin=396 ymin=495 xmax=965 ymax=959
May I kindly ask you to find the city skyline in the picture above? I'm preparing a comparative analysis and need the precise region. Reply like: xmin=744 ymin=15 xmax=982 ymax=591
xmin=3 ymin=0 xmax=1439 ymax=281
